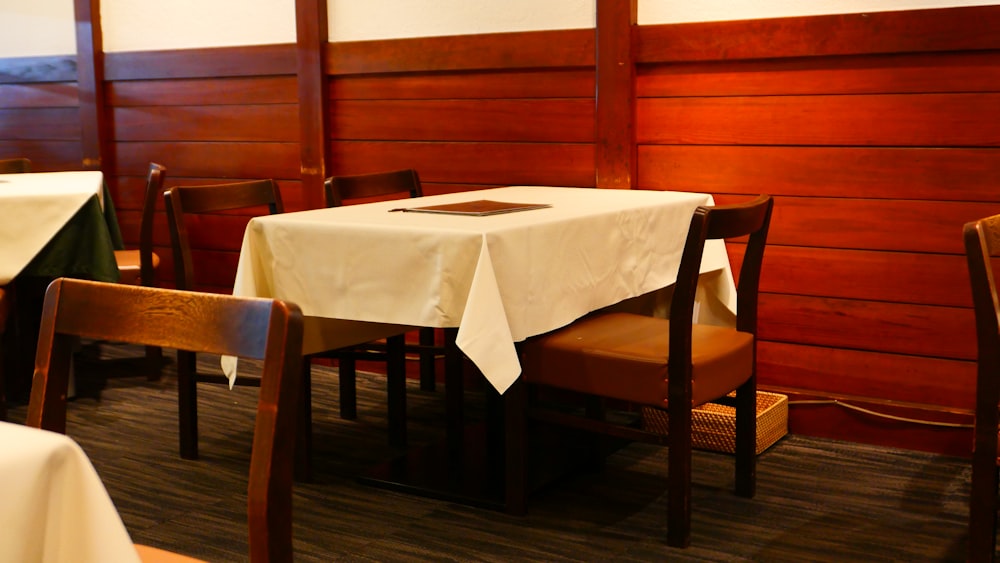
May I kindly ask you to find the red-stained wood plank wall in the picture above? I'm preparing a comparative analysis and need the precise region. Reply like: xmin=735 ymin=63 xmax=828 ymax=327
xmin=636 ymin=7 xmax=1000 ymax=456
xmin=1 ymin=5 xmax=998 ymax=455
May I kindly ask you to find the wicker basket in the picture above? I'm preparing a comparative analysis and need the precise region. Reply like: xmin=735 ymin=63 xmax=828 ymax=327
xmin=641 ymin=391 xmax=788 ymax=455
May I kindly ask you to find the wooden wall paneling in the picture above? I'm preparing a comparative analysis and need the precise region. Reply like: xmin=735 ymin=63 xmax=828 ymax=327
xmin=594 ymin=0 xmax=636 ymax=189
xmin=326 ymin=29 xmax=595 ymax=75
xmin=0 ymin=141 xmax=83 ymax=171
xmin=637 ymin=52 xmax=1000 ymax=97
xmin=738 ymin=244 xmax=972 ymax=308
xmin=781 ymin=396 xmax=972 ymax=457
xmin=636 ymin=5 xmax=1000 ymax=63
xmin=720 ymin=195 xmax=1000 ymax=254
xmin=637 ymin=93 xmax=1000 ymax=146
xmin=111 ymin=141 xmax=300 ymax=185
xmin=330 ymin=99 xmax=594 ymax=143
xmin=0 ymin=83 xmax=80 ymax=108
xmin=329 ymin=140 xmax=595 ymax=188
xmin=104 ymin=44 xmax=296 ymax=82
xmin=0 ymin=107 xmax=81 ymax=140
xmin=758 ymin=293 xmax=974 ymax=361
xmin=110 ymin=105 xmax=299 ymax=142
xmin=0 ymin=55 xmax=77 ymax=84
xmin=758 ymin=341 xmax=975 ymax=411
xmin=106 ymin=76 xmax=298 ymax=107
xmin=74 ymin=0 xmax=106 ymax=171
xmin=331 ymin=69 xmax=595 ymax=100
xmin=638 ymin=145 xmax=1000 ymax=202
xmin=296 ymin=0 xmax=329 ymax=210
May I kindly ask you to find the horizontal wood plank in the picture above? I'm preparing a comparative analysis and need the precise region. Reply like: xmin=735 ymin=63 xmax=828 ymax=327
xmin=107 ymin=76 xmax=298 ymax=107
xmin=737 ymin=244 xmax=972 ymax=308
xmin=330 ymin=140 xmax=595 ymax=187
xmin=104 ymin=44 xmax=296 ymax=81
xmin=0 ymin=107 xmax=81 ymax=140
xmin=111 ymin=141 xmax=300 ymax=182
xmin=758 ymin=340 xmax=974 ymax=410
xmin=0 ymin=140 xmax=82 ymax=170
xmin=715 ymin=195 xmax=1000 ymax=255
xmin=637 ymin=145 xmax=1000 ymax=202
xmin=758 ymin=293 xmax=975 ymax=361
xmin=0 ymin=55 xmax=76 ymax=84
xmin=330 ymin=99 xmax=594 ymax=143
xmin=638 ymin=52 xmax=1000 ymax=98
xmin=110 ymin=105 xmax=299 ymax=142
xmin=0 ymin=83 xmax=79 ymax=109
xmin=637 ymin=5 xmax=1000 ymax=63
xmin=330 ymin=69 xmax=594 ymax=100
xmin=327 ymin=28 xmax=595 ymax=75
xmin=637 ymin=93 xmax=1000 ymax=147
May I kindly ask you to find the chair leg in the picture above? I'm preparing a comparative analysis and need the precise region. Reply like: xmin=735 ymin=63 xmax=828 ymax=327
xmin=177 ymin=350 xmax=199 ymax=460
xmin=504 ymin=377 xmax=528 ymax=516
xmin=144 ymin=345 xmax=163 ymax=381
xmin=418 ymin=327 xmax=436 ymax=391
xmin=295 ymin=360 xmax=313 ymax=483
xmin=969 ymin=444 xmax=1000 ymax=561
xmin=734 ymin=378 xmax=757 ymax=498
xmin=667 ymin=396 xmax=693 ymax=548
xmin=386 ymin=334 xmax=407 ymax=448
xmin=338 ymin=354 xmax=357 ymax=420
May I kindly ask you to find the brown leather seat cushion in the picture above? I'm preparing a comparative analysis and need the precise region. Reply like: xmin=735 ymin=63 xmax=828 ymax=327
xmin=522 ymin=312 xmax=754 ymax=408
xmin=114 ymin=249 xmax=160 ymax=286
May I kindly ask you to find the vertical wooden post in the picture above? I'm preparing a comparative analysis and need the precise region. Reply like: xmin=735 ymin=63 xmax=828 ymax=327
xmin=296 ymin=0 xmax=330 ymax=210
xmin=74 ymin=0 xmax=106 ymax=172
xmin=595 ymin=0 xmax=637 ymax=190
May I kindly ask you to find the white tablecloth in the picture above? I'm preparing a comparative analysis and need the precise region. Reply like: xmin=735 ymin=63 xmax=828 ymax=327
xmin=227 ymin=186 xmax=736 ymax=393
xmin=0 ymin=171 xmax=105 ymax=285
xmin=0 ymin=421 xmax=139 ymax=563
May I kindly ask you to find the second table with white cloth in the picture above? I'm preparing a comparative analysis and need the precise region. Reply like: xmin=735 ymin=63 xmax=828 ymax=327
xmin=225 ymin=186 xmax=737 ymax=393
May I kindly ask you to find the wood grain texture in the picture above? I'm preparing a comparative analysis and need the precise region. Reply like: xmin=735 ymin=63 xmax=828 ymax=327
xmin=594 ymin=0 xmax=636 ymax=189
xmin=638 ymin=145 xmax=1000 ymax=202
xmin=329 ymin=140 xmax=595 ymax=187
xmin=637 ymin=5 xmax=1000 ymax=62
xmin=0 ymin=83 xmax=79 ymax=108
xmin=758 ymin=293 xmax=974 ymax=361
xmin=758 ymin=340 xmax=975 ymax=410
xmin=637 ymin=51 xmax=1000 ymax=97
xmin=330 ymin=69 xmax=594 ymax=100
xmin=104 ymin=44 xmax=296 ymax=81
xmin=330 ymin=99 xmax=593 ymax=143
xmin=106 ymin=77 xmax=298 ymax=107
xmin=637 ymin=93 xmax=1000 ymax=146
xmin=110 ymin=105 xmax=299 ymax=142
xmin=326 ymin=28 xmax=595 ymax=75
xmin=0 ymin=55 xmax=76 ymax=84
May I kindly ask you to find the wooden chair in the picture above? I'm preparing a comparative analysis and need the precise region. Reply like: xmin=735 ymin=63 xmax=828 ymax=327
xmin=25 ymin=278 xmax=302 ymax=563
xmin=112 ymin=162 xmax=167 ymax=376
xmin=317 ymin=169 xmax=443 ymax=428
xmin=511 ymin=194 xmax=774 ymax=548
xmin=163 ymin=180 xmax=301 ymax=463
xmin=965 ymin=214 xmax=1000 ymax=563
xmin=0 ymin=157 xmax=31 ymax=173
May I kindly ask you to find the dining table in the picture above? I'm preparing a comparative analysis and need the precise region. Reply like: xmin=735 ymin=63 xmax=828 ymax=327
xmin=0 ymin=421 xmax=139 ymax=563
xmin=225 ymin=185 xmax=737 ymax=508
xmin=0 ymin=170 xmax=124 ymax=403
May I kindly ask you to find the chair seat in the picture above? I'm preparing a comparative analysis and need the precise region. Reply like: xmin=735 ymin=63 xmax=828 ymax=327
xmin=522 ymin=311 xmax=755 ymax=408
xmin=135 ymin=544 xmax=208 ymax=562
xmin=114 ymin=249 xmax=161 ymax=285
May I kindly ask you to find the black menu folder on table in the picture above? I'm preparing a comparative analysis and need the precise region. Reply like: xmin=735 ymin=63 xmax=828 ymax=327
xmin=389 ymin=200 xmax=551 ymax=216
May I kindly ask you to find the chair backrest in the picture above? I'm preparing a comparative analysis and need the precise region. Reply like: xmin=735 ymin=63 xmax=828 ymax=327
xmin=164 ymin=179 xmax=283 ymax=291
xmin=0 ymin=157 xmax=31 ymax=173
xmin=965 ymin=215 xmax=1000 ymax=440
xmin=26 ymin=278 xmax=303 ymax=562
xmin=139 ymin=163 xmax=167 ymax=285
xmin=324 ymin=169 xmax=422 ymax=207
xmin=670 ymin=195 xmax=774 ymax=356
